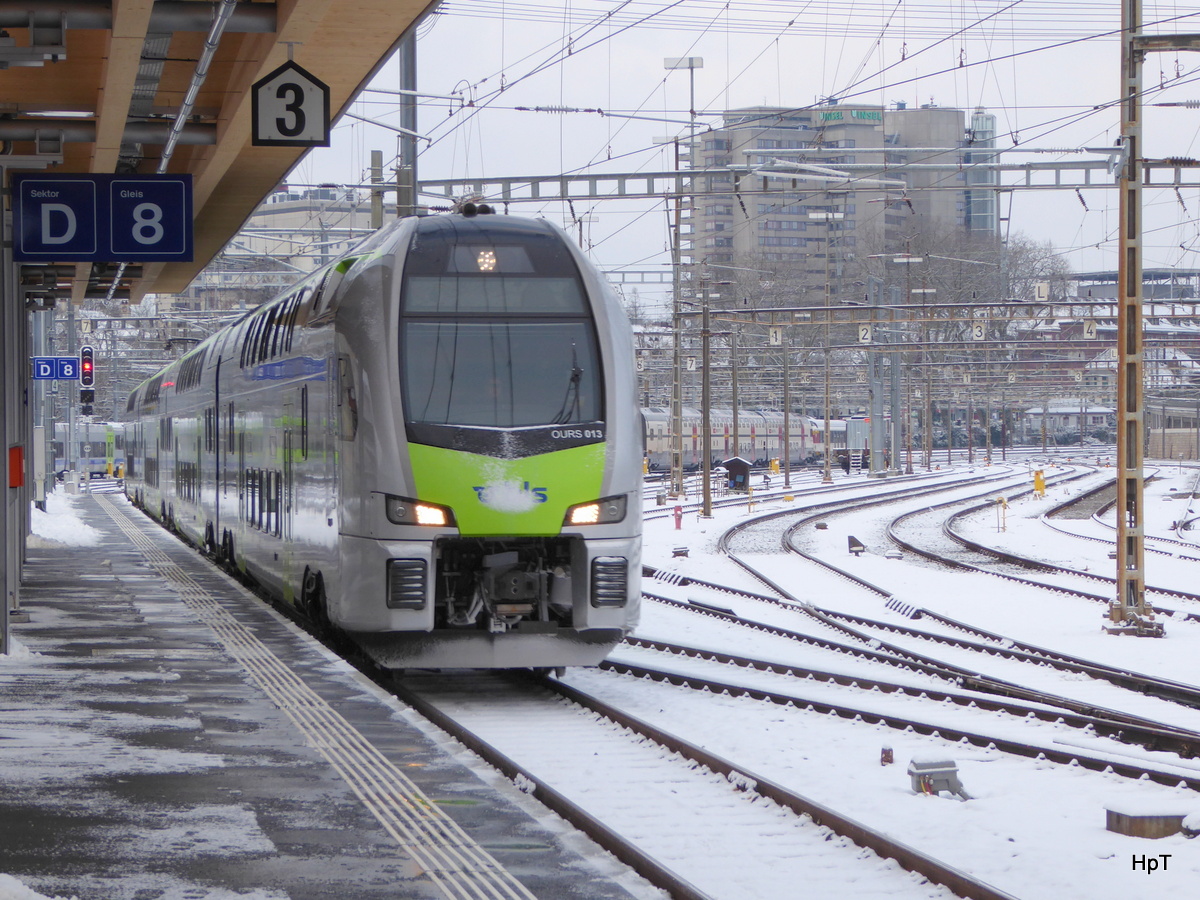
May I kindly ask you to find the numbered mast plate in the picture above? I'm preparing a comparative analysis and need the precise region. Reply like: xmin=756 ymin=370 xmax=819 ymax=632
xmin=251 ymin=60 xmax=330 ymax=147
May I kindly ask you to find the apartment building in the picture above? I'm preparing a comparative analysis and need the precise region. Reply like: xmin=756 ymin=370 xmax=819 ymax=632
xmin=687 ymin=102 xmax=999 ymax=290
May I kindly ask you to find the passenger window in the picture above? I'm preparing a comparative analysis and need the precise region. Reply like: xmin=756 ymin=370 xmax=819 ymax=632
xmin=307 ymin=259 xmax=356 ymax=326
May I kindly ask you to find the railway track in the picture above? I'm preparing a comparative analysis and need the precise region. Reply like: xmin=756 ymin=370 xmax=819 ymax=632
xmin=767 ymin=468 xmax=1088 ymax=603
xmin=639 ymin=466 xmax=1200 ymax=756
xmin=893 ymin=477 xmax=1200 ymax=623
xmin=638 ymin=589 xmax=1200 ymax=766
xmin=1038 ymin=473 xmax=1200 ymax=558
xmin=716 ymin=467 xmax=1032 ymax=559
xmin=603 ymin=633 xmax=1200 ymax=787
xmin=388 ymin=670 xmax=1018 ymax=900
xmin=809 ymin=606 xmax=1200 ymax=718
xmin=628 ymin=462 xmax=1200 ymax=898
xmin=642 ymin=466 xmax=934 ymax=524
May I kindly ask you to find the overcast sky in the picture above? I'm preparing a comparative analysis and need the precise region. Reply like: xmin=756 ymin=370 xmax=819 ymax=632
xmin=287 ymin=1 xmax=1200 ymax=309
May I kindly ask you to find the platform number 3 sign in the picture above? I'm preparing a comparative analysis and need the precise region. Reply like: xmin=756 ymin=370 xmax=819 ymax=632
xmin=252 ymin=60 xmax=331 ymax=147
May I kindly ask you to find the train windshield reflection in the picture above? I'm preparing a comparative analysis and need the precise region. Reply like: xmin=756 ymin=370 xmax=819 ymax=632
xmin=402 ymin=320 xmax=602 ymax=428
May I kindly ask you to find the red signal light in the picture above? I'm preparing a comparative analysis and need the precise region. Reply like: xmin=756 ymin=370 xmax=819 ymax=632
xmin=79 ymin=346 xmax=95 ymax=387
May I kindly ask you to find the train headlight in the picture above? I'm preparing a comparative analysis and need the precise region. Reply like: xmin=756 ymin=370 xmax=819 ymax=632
xmin=564 ymin=495 xmax=626 ymax=526
xmin=385 ymin=494 xmax=457 ymax=527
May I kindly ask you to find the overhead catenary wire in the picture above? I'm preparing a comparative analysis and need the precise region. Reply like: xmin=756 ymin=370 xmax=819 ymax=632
xmin=307 ymin=1 xmax=1200 ymax=285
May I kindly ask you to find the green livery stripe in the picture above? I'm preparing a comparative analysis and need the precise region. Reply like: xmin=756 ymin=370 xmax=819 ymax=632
xmin=409 ymin=442 xmax=606 ymax=535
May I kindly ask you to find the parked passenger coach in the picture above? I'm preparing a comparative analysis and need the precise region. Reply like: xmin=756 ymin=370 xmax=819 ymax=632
xmin=123 ymin=209 xmax=643 ymax=669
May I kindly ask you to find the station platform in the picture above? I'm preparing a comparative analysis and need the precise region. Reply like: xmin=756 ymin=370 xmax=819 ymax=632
xmin=1 ymin=489 xmax=645 ymax=900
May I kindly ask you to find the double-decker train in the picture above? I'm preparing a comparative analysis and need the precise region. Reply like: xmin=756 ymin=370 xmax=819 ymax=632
xmin=642 ymin=406 xmax=844 ymax=470
xmin=122 ymin=209 xmax=642 ymax=669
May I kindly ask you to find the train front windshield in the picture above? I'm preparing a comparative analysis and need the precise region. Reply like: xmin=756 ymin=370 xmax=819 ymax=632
xmin=400 ymin=222 xmax=603 ymax=433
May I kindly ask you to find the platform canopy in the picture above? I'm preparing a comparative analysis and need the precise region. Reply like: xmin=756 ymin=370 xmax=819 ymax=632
xmin=0 ymin=0 xmax=437 ymax=302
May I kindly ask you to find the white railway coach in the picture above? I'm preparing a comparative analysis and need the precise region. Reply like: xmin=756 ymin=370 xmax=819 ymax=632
xmin=643 ymin=406 xmax=830 ymax=471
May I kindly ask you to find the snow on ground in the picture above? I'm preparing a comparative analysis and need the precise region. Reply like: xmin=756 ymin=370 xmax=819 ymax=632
xmin=784 ymin=467 xmax=1200 ymax=678
xmin=0 ymin=636 xmax=37 ymax=664
xmin=0 ymin=875 xmax=76 ymax=900
xmin=28 ymin=488 xmax=101 ymax=547
xmin=8 ymin=466 xmax=1200 ymax=900
xmin=631 ymin=464 xmax=1200 ymax=900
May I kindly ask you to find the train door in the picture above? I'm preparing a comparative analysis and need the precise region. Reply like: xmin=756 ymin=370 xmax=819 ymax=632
xmin=282 ymin=399 xmax=294 ymax=541
xmin=332 ymin=355 xmax=356 ymax=528
xmin=194 ymin=427 xmax=202 ymax=505
xmin=237 ymin=430 xmax=246 ymax=524
xmin=212 ymin=356 xmax=222 ymax=538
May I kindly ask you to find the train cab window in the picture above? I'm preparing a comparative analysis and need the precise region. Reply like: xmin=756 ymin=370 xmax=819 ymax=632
xmin=399 ymin=217 xmax=604 ymax=452
xmin=403 ymin=322 xmax=601 ymax=429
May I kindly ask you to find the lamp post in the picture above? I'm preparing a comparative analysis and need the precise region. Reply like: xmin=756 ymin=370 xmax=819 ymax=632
xmin=664 ymin=56 xmax=703 ymax=125
xmin=668 ymin=204 xmax=684 ymax=496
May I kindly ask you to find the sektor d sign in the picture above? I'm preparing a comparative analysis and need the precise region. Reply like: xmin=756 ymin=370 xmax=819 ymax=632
xmin=11 ymin=174 xmax=193 ymax=263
